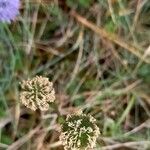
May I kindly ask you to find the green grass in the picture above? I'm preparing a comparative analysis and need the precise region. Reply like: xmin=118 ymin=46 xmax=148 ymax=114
xmin=0 ymin=0 xmax=150 ymax=149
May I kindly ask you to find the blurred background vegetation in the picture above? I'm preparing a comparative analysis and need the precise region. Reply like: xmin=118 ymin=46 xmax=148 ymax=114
xmin=0 ymin=0 xmax=150 ymax=149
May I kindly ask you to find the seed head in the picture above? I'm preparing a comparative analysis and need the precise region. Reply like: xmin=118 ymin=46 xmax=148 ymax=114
xmin=20 ymin=76 xmax=55 ymax=111
xmin=60 ymin=114 xmax=100 ymax=150
xmin=0 ymin=0 xmax=20 ymax=22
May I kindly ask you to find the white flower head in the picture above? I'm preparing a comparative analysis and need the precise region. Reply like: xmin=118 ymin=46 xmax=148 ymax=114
xmin=20 ymin=76 xmax=55 ymax=111
xmin=60 ymin=114 xmax=100 ymax=150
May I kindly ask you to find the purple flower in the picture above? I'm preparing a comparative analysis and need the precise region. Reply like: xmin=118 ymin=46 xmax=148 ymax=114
xmin=0 ymin=0 xmax=20 ymax=22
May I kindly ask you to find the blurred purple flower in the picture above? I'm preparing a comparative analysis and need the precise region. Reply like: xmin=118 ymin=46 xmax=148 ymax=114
xmin=0 ymin=0 xmax=20 ymax=22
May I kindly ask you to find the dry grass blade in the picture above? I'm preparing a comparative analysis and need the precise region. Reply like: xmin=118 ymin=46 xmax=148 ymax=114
xmin=0 ymin=117 xmax=12 ymax=129
xmin=70 ymin=10 xmax=150 ymax=64
xmin=48 ymin=141 xmax=62 ymax=148
xmin=7 ymin=125 xmax=41 ymax=150
xmin=100 ymin=141 xmax=150 ymax=150
xmin=0 ymin=143 xmax=8 ymax=149
xmin=124 ymin=119 xmax=150 ymax=136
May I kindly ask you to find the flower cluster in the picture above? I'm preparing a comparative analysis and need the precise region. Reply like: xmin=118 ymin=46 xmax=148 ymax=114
xmin=0 ymin=0 xmax=20 ymax=22
xmin=60 ymin=114 xmax=100 ymax=150
xmin=20 ymin=76 xmax=55 ymax=111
